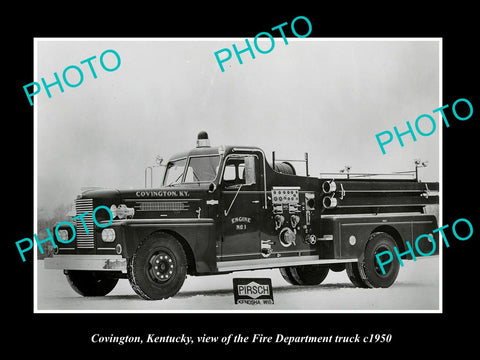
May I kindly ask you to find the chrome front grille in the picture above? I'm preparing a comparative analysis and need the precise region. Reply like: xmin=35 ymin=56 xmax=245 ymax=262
xmin=75 ymin=198 xmax=94 ymax=249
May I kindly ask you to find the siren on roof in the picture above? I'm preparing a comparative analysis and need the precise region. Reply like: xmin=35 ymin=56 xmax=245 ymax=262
xmin=196 ymin=131 xmax=210 ymax=148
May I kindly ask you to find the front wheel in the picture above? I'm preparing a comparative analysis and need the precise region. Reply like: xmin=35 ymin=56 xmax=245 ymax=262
xmin=127 ymin=233 xmax=187 ymax=300
xmin=65 ymin=270 xmax=119 ymax=296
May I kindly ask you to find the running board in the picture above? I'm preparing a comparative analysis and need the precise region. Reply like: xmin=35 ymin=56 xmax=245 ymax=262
xmin=216 ymin=256 xmax=357 ymax=272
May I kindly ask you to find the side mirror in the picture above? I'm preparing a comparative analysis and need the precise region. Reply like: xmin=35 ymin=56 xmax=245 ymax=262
xmin=155 ymin=155 xmax=164 ymax=166
xmin=244 ymin=156 xmax=256 ymax=186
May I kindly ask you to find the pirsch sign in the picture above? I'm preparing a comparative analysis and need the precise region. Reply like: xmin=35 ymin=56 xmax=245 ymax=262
xmin=233 ymin=278 xmax=274 ymax=305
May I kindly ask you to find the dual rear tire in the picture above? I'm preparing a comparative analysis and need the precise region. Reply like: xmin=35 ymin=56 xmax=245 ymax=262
xmin=280 ymin=264 xmax=330 ymax=285
xmin=280 ymin=232 xmax=400 ymax=288
xmin=346 ymin=232 xmax=399 ymax=288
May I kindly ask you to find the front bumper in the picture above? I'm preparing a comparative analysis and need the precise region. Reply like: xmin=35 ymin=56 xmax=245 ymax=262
xmin=44 ymin=255 xmax=127 ymax=272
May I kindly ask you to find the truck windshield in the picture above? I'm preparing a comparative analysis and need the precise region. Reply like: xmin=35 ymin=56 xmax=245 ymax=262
xmin=164 ymin=158 xmax=187 ymax=186
xmin=185 ymin=155 xmax=220 ymax=183
xmin=164 ymin=155 xmax=220 ymax=186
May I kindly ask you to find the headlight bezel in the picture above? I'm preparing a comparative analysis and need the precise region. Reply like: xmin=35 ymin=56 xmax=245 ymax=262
xmin=101 ymin=228 xmax=116 ymax=242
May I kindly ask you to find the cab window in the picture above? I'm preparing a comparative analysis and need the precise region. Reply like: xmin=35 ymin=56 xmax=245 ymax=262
xmin=222 ymin=156 xmax=255 ymax=188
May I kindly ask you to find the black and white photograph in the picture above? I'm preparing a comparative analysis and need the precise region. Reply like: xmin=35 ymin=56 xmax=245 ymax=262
xmin=6 ymin=7 xmax=479 ymax=355
xmin=34 ymin=38 xmax=441 ymax=312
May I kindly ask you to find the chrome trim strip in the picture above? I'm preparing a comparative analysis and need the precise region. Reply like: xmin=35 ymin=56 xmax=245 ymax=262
xmin=100 ymin=218 xmax=215 ymax=226
xmin=336 ymin=203 xmax=437 ymax=208
xmin=219 ymin=249 xmax=315 ymax=259
xmin=341 ymin=220 xmax=433 ymax=227
xmin=322 ymin=213 xmax=425 ymax=218
xmin=344 ymin=189 xmax=439 ymax=193
xmin=217 ymin=256 xmax=358 ymax=272
xmin=125 ymin=198 xmax=202 ymax=202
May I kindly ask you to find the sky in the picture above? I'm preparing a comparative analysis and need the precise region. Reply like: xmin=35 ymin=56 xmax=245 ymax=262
xmin=36 ymin=38 xmax=440 ymax=218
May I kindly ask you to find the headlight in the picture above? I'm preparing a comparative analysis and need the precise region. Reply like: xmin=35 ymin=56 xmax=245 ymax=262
xmin=57 ymin=229 xmax=70 ymax=242
xmin=101 ymin=228 xmax=116 ymax=242
xmin=110 ymin=204 xmax=134 ymax=219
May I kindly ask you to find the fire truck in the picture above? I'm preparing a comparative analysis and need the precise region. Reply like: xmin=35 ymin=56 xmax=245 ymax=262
xmin=45 ymin=132 xmax=439 ymax=300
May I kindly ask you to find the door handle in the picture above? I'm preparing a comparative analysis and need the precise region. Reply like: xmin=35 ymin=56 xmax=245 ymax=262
xmin=251 ymin=200 xmax=260 ymax=204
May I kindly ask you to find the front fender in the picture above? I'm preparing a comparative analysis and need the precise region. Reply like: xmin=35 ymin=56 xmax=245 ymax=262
xmin=110 ymin=218 xmax=218 ymax=274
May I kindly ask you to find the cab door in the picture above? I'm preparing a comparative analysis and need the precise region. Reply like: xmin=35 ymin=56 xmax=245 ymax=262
xmin=220 ymin=153 xmax=263 ymax=261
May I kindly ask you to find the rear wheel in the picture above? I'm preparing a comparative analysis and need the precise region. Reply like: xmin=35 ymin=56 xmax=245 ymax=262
xmin=346 ymin=262 xmax=368 ymax=288
xmin=280 ymin=265 xmax=329 ymax=285
xmin=65 ymin=270 xmax=119 ymax=296
xmin=128 ymin=233 xmax=187 ymax=300
xmin=349 ymin=232 xmax=400 ymax=288
xmin=279 ymin=267 xmax=301 ymax=285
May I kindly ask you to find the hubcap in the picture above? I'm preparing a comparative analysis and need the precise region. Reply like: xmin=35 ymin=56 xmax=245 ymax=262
xmin=148 ymin=251 xmax=175 ymax=283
